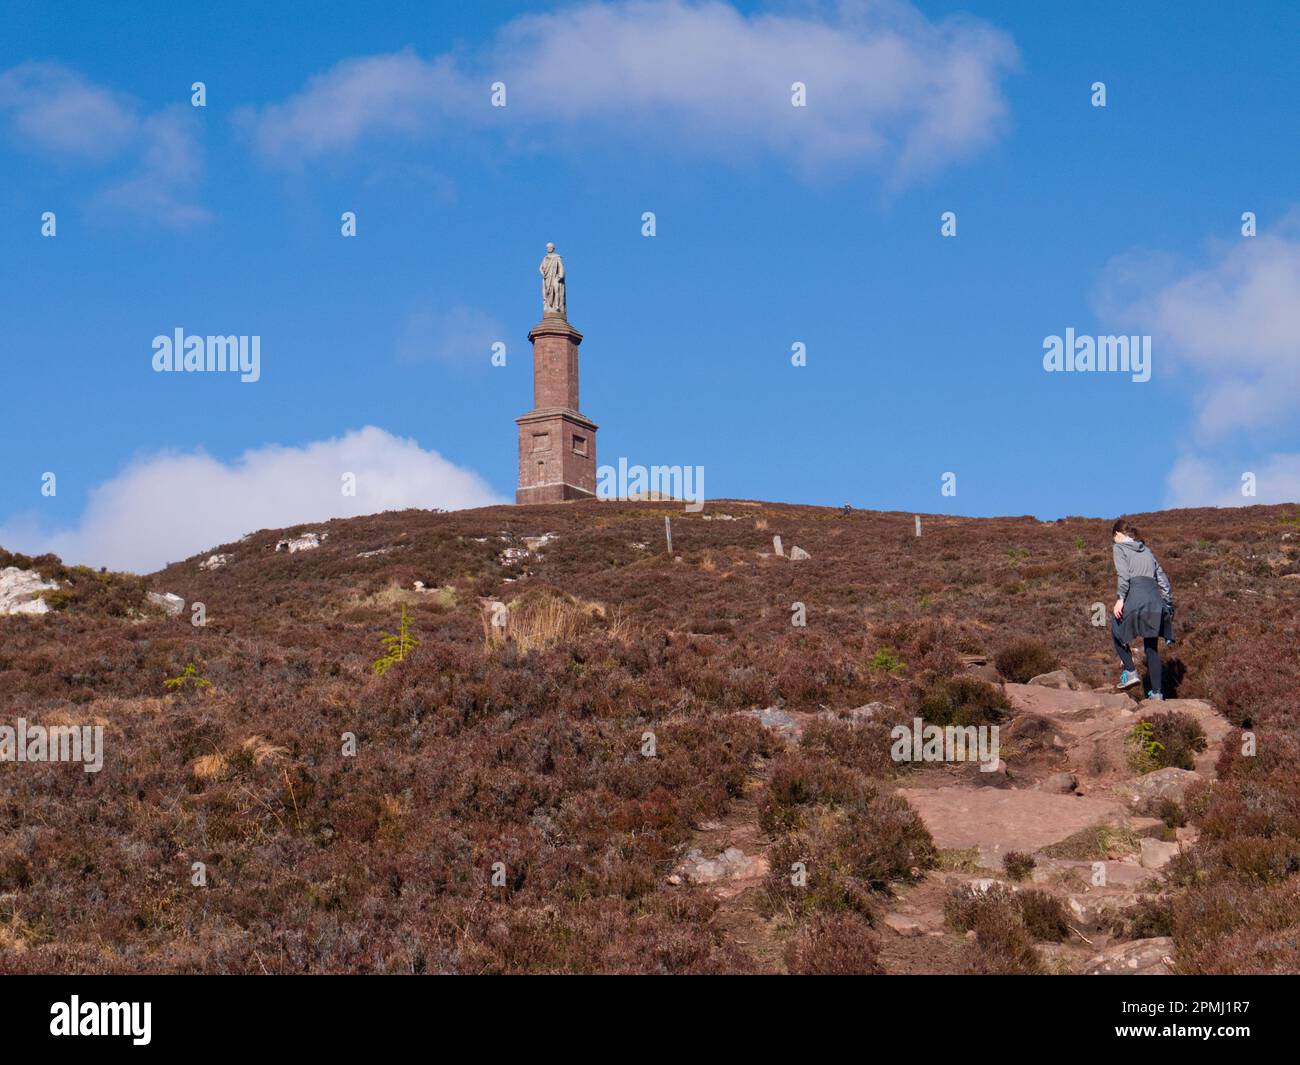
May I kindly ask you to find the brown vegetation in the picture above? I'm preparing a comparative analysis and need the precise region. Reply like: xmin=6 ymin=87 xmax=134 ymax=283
xmin=1 ymin=500 xmax=1298 ymax=972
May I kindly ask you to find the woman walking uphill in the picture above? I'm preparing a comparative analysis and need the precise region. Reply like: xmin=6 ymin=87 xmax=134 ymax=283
xmin=1110 ymin=518 xmax=1174 ymax=700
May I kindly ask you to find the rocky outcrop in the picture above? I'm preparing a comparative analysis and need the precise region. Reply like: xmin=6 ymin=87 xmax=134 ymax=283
xmin=275 ymin=532 xmax=323 ymax=553
xmin=0 ymin=566 xmax=58 ymax=616
xmin=147 ymin=592 xmax=185 ymax=616
xmin=1028 ymin=669 xmax=1084 ymax=691
xmin=1125 ymin=767 xmax=1202 ymax=807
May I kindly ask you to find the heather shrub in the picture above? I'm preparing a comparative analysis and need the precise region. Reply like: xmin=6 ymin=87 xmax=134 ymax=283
xmin=1016 ymin=889 xmax=1069 ymax=941
xmin=764 ymin=754 xmax=934 ymax=917
xmin=944 ymin=882 xmax=1014 ymax=932
xmin=1109 ymin=896 xmax=1175 ymax=939
xmin=1171 ymin=880 xmax=1300 ymax=974
xmin=784 ymin=911 xmax=883 ymax=975
xmin=1212 ymin=837 xmax=1300 ymax=885
xmin=994 ymin=639 xmax=1057 ymax=683
xmin=760 ymin=753 xmax=867 ymax=832
xmin=767 ymin=806 xmax=929 ymax=919
xmin=1157 ymin=798 xmax=1186 ymax=828
xmin=799 ymin=717 xmax=897 ymax=779
xmin=967 ymin=903 xmax=1045 ymax=975
xmin=915 ymin=676 xmax=1009 ymax=728
xmin=1003 ymin=851 xmax=1035 ymax=882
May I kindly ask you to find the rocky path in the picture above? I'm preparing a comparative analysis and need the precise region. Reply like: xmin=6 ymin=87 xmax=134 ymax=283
xmin=670 ymin=761 xmax=786 ymax=973
xmin=876 ymin=678 xmax=1229 ymax=974
xmin=669 ymin=677 xmax=1230 ymax=975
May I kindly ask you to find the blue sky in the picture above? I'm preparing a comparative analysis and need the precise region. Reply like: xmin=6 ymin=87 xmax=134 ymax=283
xmin=3 ymin=0 xmax=1298 ymax=571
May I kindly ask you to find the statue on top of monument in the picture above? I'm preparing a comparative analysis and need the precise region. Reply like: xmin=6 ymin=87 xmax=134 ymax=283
xmin=539 ymin=242 xmax=566 ymax=319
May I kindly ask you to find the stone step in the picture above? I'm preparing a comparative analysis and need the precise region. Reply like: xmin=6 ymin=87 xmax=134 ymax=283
xmin=898 ymin=786 xmax=1126 ymax=852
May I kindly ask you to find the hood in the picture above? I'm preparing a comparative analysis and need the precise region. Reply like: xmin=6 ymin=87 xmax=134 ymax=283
xmin=1115 ymin=539 xmax=1149 ymax=558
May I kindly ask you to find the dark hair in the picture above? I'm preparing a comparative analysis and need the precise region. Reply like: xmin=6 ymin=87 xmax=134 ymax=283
xmin=1112 ymin=518 xmax=1143 ymax=541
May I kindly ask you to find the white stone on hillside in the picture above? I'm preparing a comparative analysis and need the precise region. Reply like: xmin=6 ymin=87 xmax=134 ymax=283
xmin=276 ymin=532 xmax=322 ymax=553
xmin=1083 ymin=937 xmax=1174 ymax=975
xmin=0 ymin=566 xmax=59 ymax=616
xmin=673 ymin=846 xmax=765 ymax=885
xmin=199 ymin=553 xmax=230 ymax=570
xmin=147 ymin=592 xmax=185 ymax=616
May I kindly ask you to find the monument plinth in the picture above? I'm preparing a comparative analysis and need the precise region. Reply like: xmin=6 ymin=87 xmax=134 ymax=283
xmin=516 ymin=244 xmax=598 ymax=504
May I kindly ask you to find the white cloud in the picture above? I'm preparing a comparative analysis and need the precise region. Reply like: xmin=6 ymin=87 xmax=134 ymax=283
xmin=0 ymin=61 xmax=208 ymax=226
xmin=1096 ymin=216 xmax=1300 ymax=438
xmin=0 ymin=62 xmax=136 ymax=158
xmin=1165 ymin=453 xmax=1300 ymax=509
xmin=0 ymin=427 xmax=503 ymax=574
xmin=243 ymin=49 xmax=471 ymax=163
xmin=241 ymin=0 xmax=1017 ymax=177
xmin=1095 ymin=214 xmax=1300 ymax=509
xmin=396 ymin=302 xmax=506 ymax=366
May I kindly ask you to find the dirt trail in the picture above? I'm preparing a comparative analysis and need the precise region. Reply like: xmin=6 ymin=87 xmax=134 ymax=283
xmin=685 ymin=762 xmax=787 ymax=973
xmin=672 ymin=680 xmax=1230 ymax=975
xmin=875 ymin=678 xmax=1230 ymax=974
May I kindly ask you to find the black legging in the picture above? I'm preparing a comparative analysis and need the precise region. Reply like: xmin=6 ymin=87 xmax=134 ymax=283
xmin=1112 ymin=623 xmax=1162 ymax=694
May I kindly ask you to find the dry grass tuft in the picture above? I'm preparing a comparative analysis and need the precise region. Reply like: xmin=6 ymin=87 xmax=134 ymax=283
xmin=482 ymin=586 xmax=635 ymax=652
xmin=240 ymin=736 xmax=289 ymax=766
xmin=191 ymin=752 xmax=229 ymax=781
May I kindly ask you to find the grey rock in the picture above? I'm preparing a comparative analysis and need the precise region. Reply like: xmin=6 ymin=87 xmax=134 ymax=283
xmin=147 ymin=591 xmax=185 ymax=616
xmin=839 ymin=701 xmax=892 ymax=722
xmin=881 ymin=913 xmax=924 ymax=937
xmin=676 ymin=846 xmax=764 ymax=884
xmin=1127 ymin=767 xmax=1202 ymax=806
xmin=1040 ymin=772 xmax=1079 ymax=795
xmin=742 ymin=706 xmax=802 ymax=741
xmin=1139 ymin=838 xmax=1180 ymax=870
xmin=1068 ymin=892 xmax=1145 ymax=930
xmin=1083 ymin=937 xmax=1174 ymax=975
xmin=1028 ymin=669 xmax=1083 ymax=691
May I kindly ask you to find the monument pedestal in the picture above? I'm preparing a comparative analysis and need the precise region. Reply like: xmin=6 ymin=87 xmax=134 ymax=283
xmin=516 ymin=315 xmax=598 ymax=503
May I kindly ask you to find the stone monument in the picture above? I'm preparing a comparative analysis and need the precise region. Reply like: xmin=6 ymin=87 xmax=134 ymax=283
xmin=516 ymin=243 xmax=598 ymax=503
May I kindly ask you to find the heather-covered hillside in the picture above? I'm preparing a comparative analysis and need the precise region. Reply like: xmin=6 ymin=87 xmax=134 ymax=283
xmin=1 ymin=501 xmax=1298 ymax=973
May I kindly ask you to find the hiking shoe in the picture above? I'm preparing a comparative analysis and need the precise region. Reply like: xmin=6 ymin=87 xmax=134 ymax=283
xmin=1117 ymin=670 xmax=1141 ymax=689
xmin=1146 ymin=691 xmax=1164 ymax=701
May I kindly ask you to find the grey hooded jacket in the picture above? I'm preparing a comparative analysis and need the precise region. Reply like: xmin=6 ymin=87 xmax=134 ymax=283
xmin=1114 ymin=539 xmax=1172 ymax=607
